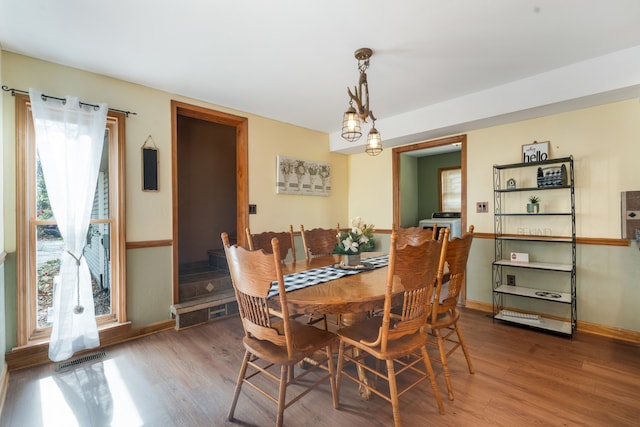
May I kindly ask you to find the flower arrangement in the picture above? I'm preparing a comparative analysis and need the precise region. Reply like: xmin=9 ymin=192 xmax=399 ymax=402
xmin=334 ymin=217 xmax=375 ymax=254
xmin=307 ymin=163 xmax=319 ymax=176
xmin=294 ymin=160 xmax=307 ymax=177
xmin=318 ymin=165 xmax=330 ymax=179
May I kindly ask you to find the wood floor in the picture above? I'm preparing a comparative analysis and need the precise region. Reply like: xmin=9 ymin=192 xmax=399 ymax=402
xmin=1 ymin=308 xmax=639 ymax=426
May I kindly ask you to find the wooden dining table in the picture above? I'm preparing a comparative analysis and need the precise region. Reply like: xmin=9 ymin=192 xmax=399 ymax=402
xmin=275 ymin=252 xmax=403 ymax=318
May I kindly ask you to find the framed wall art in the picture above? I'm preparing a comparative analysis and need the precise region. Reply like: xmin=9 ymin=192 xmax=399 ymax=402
xmin=276 ymin=155 xmax=331 ymax=196
xmin=522 ymin=140 xmax=550 ymax=163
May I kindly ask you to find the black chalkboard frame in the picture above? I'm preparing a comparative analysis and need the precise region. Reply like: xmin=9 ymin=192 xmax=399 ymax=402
xmin=142 ymin=143 xmax=159 ymax=191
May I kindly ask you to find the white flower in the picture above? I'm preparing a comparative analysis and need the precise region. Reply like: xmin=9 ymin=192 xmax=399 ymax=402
xmin=335 ymin=217 xmax=375 ymax=254
xmin=342 ymin=236 xmax=359 ymax=253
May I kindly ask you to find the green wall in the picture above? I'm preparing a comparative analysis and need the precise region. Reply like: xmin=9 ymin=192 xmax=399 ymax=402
xmin=417 ymin=151 xmax=462 ymax=219
xmin=399 ymin=155 xmax=418 ymax=227
xmin=399 ymin=151 xmax=462 ymax=228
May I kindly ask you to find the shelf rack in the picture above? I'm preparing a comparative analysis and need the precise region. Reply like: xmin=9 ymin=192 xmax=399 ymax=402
xmin=492 ymin=156 xmax=576 ymax=335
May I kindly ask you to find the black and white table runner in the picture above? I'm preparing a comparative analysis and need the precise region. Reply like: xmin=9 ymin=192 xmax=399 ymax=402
xmin=268 ymin=254 xmax=389 ymax=298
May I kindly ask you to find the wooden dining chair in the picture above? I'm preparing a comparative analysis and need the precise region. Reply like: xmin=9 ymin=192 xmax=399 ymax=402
xmin=247 ymin=226 xmax=328 ymax=329
xmin=425 ymin=225 xmax=475 ymax=401
xmin=336 ymin=230 xmax=448 ymax=426
xmin=394 ymin=224 xmax=438 ymax=247
xmin=300 ymin=223 xmax=339 ymax=261
xmin=221 ymin=232 xmax=338 ymax=427
xmin=246 ymin=225 xmax=296 ymax=262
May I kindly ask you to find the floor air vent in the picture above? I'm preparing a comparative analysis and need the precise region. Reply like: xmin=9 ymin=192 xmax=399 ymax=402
xmin=55 ymin=351 xmax=107 ymax=371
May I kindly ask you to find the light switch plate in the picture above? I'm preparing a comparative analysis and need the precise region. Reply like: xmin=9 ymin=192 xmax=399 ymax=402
xmin=621 ymin=191 xmax=640 ymax=239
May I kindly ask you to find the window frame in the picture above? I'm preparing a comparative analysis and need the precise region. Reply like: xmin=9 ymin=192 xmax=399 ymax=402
xmin=15 ymin=94 xmax=127 ymax=346
xmin=439 ymin=166 xmax=462 ymax=212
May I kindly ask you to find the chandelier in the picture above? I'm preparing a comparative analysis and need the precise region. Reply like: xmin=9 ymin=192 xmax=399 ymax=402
xmin=341 ymin=48 xmax=383 ymax=156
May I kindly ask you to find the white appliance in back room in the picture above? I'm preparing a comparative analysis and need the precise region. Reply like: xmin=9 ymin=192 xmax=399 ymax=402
xmin=418 ymin=212 xmax=462 ymax=239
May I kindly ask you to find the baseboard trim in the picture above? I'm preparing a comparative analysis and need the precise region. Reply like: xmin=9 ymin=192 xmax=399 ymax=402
xmin=576 ymin=320 xmax=640 ymax=344
xmin=5 ymin=319 xmax=176 ymax=371
xmin=464 ymin=299 xmax=640 ymax=344
xmin=464 ymin=300 xmax=492 ymax=313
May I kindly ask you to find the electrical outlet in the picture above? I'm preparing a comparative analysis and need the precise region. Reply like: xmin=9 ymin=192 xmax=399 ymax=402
xmin=476 ymin=201 xmax=489 ymax=213
xmin=507 ymin=274 xmax=516 ymax=286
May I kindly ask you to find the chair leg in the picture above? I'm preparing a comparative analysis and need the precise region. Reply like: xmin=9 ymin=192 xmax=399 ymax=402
xmin=455 ymin=323 xmax=475 ymax=374
xmin=227 ymin=350 xmax=251 ymax=421
xmin=386 ymin=359 xmax=402 ymax=427
xmin=335 ymin=340 xmax=345 ymax=406
xmin=420 ymin=346 xmax=445 ymax=415
xmin=276 ymin=364 xmax=288 ymax=427
xmin=434 ymin=329 xmax=455 ymax=401
xmin=326 ymin=343 xmax=339 ymax=409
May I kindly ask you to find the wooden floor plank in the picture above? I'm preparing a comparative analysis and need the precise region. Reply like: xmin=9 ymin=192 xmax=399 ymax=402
xmin=1 ymin=308 xmax=639 ymax=427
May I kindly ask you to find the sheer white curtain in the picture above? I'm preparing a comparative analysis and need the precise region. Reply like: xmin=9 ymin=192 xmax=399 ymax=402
xmin=29 ymin=89 xmax=108 ymax=362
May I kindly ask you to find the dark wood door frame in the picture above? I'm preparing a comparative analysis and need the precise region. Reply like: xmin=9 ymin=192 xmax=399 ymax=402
xmin=171 ymin=100 xmax=249 ymax=304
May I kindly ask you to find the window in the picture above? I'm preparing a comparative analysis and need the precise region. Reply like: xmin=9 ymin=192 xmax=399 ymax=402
xmin=15 ymin=94 xmax=126 ymax=345
xmin=439 ymin=167 xmax=462 ymax=212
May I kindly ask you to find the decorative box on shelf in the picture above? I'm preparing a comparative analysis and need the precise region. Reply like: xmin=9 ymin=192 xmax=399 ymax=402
xmin=537 ymin=164 xmax=567 ymax=188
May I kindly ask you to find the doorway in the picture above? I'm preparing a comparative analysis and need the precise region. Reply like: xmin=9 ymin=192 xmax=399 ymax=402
xmin=392 ymin=134 xmax=467 ymax=300
xmin=171 ymin=101 xmax=248 ymax=304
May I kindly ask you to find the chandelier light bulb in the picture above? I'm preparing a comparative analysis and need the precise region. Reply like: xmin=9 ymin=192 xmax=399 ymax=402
xmin=341 ymin=104 xmax=362 ymax=142
xmin=365 ymin=126 xmax=383 ymax=156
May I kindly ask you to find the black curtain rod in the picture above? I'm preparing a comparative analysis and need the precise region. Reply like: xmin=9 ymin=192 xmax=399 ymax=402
xmin=1 ymin=85 xmax=137 ymax=117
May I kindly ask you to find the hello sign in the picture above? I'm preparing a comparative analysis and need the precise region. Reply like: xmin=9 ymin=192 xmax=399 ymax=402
xmin=522 ymin=141 xmax=550 ymax=163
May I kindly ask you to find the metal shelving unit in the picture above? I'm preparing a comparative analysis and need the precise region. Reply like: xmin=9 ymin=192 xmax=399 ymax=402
xmin=492 ymin=156 xmax=576 ymax=336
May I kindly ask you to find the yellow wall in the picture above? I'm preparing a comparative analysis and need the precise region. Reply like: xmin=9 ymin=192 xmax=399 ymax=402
xmin=465 ymin=100 xmax=640 ymax=237
xmin=349 ymin=99 xmax=640 ymax=332
xmin=247 ymin=113 xmax=349 ymax=232
xmin=1 ymin=52 xmax=348 ymax=349
xmin=3 ymin=50 xmax=639 ymax=348
xmin=348 ymin=148 xmax=394 ymax=230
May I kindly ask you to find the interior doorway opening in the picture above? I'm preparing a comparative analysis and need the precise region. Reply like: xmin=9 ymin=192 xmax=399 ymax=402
xmin=392 ymin=134 xmax=467 ymax=301
xmin=171 ymin=101 xmax=248 ymax=306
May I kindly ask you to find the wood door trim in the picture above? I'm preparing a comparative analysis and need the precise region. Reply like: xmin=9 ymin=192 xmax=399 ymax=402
xmin=392 ymin=134 xmax=467 ymax=231
xmin=171 ymin=101 xmax=248 ymax=304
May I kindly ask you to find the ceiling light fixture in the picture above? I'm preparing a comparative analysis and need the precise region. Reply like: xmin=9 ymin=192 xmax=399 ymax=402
xmin=341 ymin=48 xmax=383 ymax=156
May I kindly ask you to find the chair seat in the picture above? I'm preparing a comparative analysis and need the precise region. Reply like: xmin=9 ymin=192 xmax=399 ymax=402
xmin=244 ymin=320 xmax=337 ymax=365
xmin=337 ymin=316 xmax=429 ymax=360
xmin=427 ymin=308 xmax=460 ymax=330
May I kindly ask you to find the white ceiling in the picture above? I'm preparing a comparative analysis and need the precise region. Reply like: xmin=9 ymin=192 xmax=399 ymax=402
xmin=2 ymin=0 xmax=640 ymax=154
